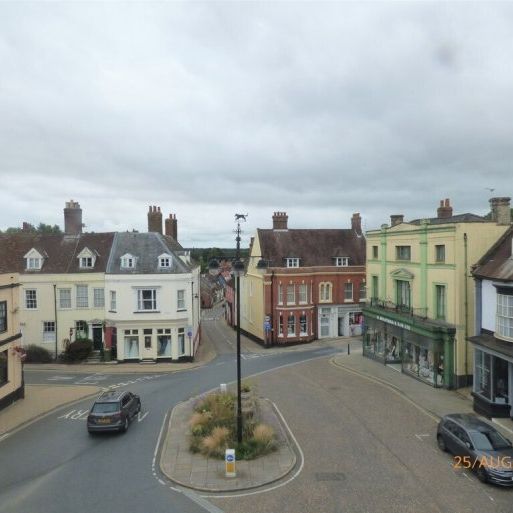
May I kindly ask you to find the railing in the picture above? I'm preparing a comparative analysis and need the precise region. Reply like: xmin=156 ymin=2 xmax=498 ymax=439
xmin=368 ymin=298 xmax=428 ymax=319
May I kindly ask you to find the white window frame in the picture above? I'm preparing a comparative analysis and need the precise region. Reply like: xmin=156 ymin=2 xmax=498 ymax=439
xmin=319 ymin=282 xmax=332 ymax=303
xmin=121 ymin=254 xmax=136 ymax=269
xmin=59 ymin=288 xmax=71 ymax=309
xmin=287 ymin=314 xmax=296 ymax=335
xmin=158 ymin=254 xmax=172 ymax=269
xmin=110 ymin=290 xmax=117 ymax=311
xmin=93 ymin=288 xmax=105 ymax=308
xmin=178 ymin=327 xmax=185 ymax=355
xmin=335 ymin=257 xmax=349 ymax=267
xmin=278 ymin=284 xmax=283 ymax=305
xmin=497 ymin=293 xmax=513 ymax=340
xmin=27 ymin=257 xmax=42 ymax=270
xmin=76 ymin=285 xmax=89 ymax=308
xmin=298 ymin=284 xmax=308 ymax=304
xmin=177 ymin=289 xmax=186 ymax=310
xmin=25 ymin=289 xmax=37 ymax=309
xmin=299 ymin=314 xmax=308 ymax=335
xmin=286 ymin=258 xmax=300 ymax=268
xmin=137 ymin=289 xmax=157 ymax=311
xmin=43 ymin=321 xmax=56 ymax=342
xmin=80 ymin=256 xmax=93 ymax=269
xmin=286 ymin=285 xmax=295 ymax=305
xmin=344 ymin=282 xmax=353 ymax=302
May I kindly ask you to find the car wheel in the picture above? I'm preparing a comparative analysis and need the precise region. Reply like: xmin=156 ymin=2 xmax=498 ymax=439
xmin=121 ymin=417 xmax=129 ymax=433
xmin=476 ymin=467 xmax=488 ymax=483
xmin=437 ymin=435 xmax=447 ymax=452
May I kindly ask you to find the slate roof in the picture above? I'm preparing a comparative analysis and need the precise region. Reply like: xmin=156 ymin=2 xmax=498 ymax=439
xmin=472 ymin=226 xmax=513 ymax=282
xmin=257 ymin=228 xmax=366 ymax=267
xmin=408 ymin=213 xmax=486 ymax=225
xmin=106 ymin=232 xmax=191 ymax=274
xmin=0 ymin=232 xmax=115 ymax=274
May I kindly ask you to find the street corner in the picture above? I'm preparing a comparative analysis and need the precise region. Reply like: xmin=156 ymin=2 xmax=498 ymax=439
xmin=0 ymin=384 xmax=102 ymax=438
xmin=158 ymin=395 xmax=299 ymax=493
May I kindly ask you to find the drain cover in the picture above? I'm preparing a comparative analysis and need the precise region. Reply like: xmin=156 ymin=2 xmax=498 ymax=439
xmin=315 ymin=472 xmax=345 ymax=482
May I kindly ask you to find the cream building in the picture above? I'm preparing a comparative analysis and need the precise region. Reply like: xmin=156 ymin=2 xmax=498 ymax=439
xmin=0 ymin=273 xmax=24 ymax=412
xmin=363 ymin=198 xmax=511 ymax=389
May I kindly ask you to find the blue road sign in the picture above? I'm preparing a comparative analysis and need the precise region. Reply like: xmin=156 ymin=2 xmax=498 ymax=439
xmin=226 ymin=454 xmax=235 ymax=462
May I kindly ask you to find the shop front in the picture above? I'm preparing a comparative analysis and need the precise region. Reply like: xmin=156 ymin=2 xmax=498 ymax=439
xmin=318 ymin=305 xmax=363 ymax=338
xmin=469 ymin=334 xmax=513 ymax=419
xmin=363 ymin=306 xmax=455 ymax=388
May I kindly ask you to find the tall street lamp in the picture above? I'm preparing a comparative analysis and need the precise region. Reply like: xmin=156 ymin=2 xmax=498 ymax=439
xmin=208 ymin=214 xmax=246 ymax=444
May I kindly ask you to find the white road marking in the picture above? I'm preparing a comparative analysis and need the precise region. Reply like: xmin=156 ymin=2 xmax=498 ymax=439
xmin=415 ymin=434 xmax=430 ymax=441
xmin=137 ymin=412 xmax=149 ymax=422
xmin=0 ymin=433 xmax=10 ymax=442
xmin=47 ymin=376 xmax=75 ymax=381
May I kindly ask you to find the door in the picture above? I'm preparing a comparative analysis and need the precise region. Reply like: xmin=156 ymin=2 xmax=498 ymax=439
xmin=92 ymin=326 xmax=103 ymax=350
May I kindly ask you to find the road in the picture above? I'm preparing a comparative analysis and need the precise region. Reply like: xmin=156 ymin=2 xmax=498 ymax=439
xmin=1 ymin=306 xmax=512 ymax=513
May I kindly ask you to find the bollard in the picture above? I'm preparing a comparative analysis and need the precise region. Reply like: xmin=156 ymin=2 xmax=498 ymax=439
xmin=348 ymin=343 xmax=350 ymax=355
xmin=225 ymin=448 xmax=236 ymax=478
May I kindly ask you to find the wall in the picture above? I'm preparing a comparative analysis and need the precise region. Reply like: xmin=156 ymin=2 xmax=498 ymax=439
xmin=481 ymin=279 xmax=497 ymax=332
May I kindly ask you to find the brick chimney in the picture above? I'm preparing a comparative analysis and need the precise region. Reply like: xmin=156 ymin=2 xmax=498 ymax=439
xmin=22 ymin=222 xmax=33 ymax=232
xmin=164 ymin=213 xmax=178 ymax=240
xmin=437 ymin=198 xmax=453 ymax=219
xmin=64 ymin=200 xmax=83 ymax=235
xmin=147 ymin=206 xmax=163 ymax=234
xmin=390 ymin=214 xmax=404 ymax=227
xmin=489 ymin=197 xmax=511 ymax=225
xmin=351 ymin=213 xmax=362 ymax=234
xmin=272 ymin=212 xmax=288 ymax=230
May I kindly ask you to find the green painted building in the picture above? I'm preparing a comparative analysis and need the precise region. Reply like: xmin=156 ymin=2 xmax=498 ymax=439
xmin=363 ymin=198 xmax=511 ymax=389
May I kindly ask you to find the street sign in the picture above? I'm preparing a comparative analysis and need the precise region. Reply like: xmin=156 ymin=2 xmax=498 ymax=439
xmin=225 ymin=448 xmax=236 ymax=477
xmin=264 ymin=321 xmax=271 ymax=333
xmin=186 ymin=325 xmax=193 ymax=338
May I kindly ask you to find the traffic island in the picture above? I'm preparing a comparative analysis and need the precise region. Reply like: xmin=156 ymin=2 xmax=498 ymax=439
xmin=159 ymin=396 xmax=297 ymax=492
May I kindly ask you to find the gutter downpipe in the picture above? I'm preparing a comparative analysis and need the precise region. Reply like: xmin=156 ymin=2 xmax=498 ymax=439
xmin=464 ymin=233 xmax=469 ymax=387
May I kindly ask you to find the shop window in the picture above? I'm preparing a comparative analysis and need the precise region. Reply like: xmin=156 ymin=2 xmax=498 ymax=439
xmin=287 ymin=315 xmax=295 ymax=336
xmin=124 ymin=336 xmax=139 ymax=358
xmin=493 ymin=357 xmax=509 ymax=404
xmin=320 ymin=308 xmax=330 ymax=337
xmin=300 ymin=314 xmax=307 ymax=335
xmin=157 ymin=335 xmax=171 ymax=356
xmin=474 ymin=350 xmax=491 ymax=400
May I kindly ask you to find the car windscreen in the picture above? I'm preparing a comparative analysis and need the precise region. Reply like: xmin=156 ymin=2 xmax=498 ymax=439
xmin=91 ymin=402 xmax=119 ymax=414
xmin=471 ymin=430 xmax=511 ymax=451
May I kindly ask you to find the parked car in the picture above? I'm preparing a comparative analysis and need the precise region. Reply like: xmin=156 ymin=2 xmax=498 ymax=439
xmin=437 ymin=413 xmax=513 ymax=486
xmin=87 ymin=390 xmax=141 ymax=434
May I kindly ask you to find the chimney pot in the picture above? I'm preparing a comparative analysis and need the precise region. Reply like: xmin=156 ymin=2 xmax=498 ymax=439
xmin=148 ymin=205 xmax=163 ymax=234
xmin=489 ymin=197 xmax=511 ymax=225
xmin=272 ymin=211 xmax=288 ymax=230
xmin=64 ymin=199 xmax=83 ymax=235
xmin=437 ymin=198 xmax=453 ymax=219
xmin=390 ymin=214 xmax=404 ymax=227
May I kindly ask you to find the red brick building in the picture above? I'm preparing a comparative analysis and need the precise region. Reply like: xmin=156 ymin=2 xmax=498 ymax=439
xmin=240 ymin=212 xmax=366 ymax=345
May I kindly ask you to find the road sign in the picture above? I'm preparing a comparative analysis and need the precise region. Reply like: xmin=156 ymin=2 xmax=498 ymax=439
xmin=264 ymin=321 xmax=271 ymax=332
xmin=225 ymin=448 xmax=236 ymax=477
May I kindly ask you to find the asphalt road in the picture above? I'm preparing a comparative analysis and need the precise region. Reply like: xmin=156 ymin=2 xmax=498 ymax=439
xmin=0 ymin=314 xmax=343 ymax=513
xmin=209 ymin=358 xmax=513 ymax=513
xmin=2 ymin=311 xmax=512 ymax=513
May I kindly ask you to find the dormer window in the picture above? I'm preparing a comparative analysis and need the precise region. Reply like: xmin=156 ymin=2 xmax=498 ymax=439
xmin=24 ymin=248 xmax=44 ymax=271
xmin=158 ymin=253 xmax=173 ymax=269
xmin=121 ymin=253 xmax=136 ymax=269
xmin=335 ymin=257 xmax=349 ymax=267
xmin=77 ymin=247 xmax=97 ymax=269
xmin=80 ymin=257 xmax=93 ymax=268
xmin=286 ymin=258 xmax=300 ymax=268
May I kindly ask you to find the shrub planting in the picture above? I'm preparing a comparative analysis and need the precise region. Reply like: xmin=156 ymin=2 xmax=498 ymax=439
xmin=25 ymin=344 xmax=53 ymax=363
xmin=63 ymin=339 xmax=93 ymax=362
xmin=188 ymin=389 xmax=277 ymax=460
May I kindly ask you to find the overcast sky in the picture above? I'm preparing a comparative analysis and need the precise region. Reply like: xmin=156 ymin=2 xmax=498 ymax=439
xmin=1 ymin=2 xmax=512 ymax=247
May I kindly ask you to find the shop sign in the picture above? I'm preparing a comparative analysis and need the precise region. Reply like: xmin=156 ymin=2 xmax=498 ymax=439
xmin=376 ymin=315 xmax=411 ymax=331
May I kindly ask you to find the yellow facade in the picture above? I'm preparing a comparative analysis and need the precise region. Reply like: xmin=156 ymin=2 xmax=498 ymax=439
xmin=0 ymin=273 xmax=24 ymax=410
xmin=366 ymin=219 xmax=509 ymax=385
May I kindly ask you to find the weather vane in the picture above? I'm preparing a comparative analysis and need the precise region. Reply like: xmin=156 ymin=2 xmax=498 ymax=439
xmin=235 ymin=213 xmax=248 ymax=222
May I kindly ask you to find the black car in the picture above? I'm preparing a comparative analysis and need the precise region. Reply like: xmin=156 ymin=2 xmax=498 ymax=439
xmin=437 ymin=413 xmax=513 ymax=486
xmin=87 ymin=390 xmax=141 ymax=434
